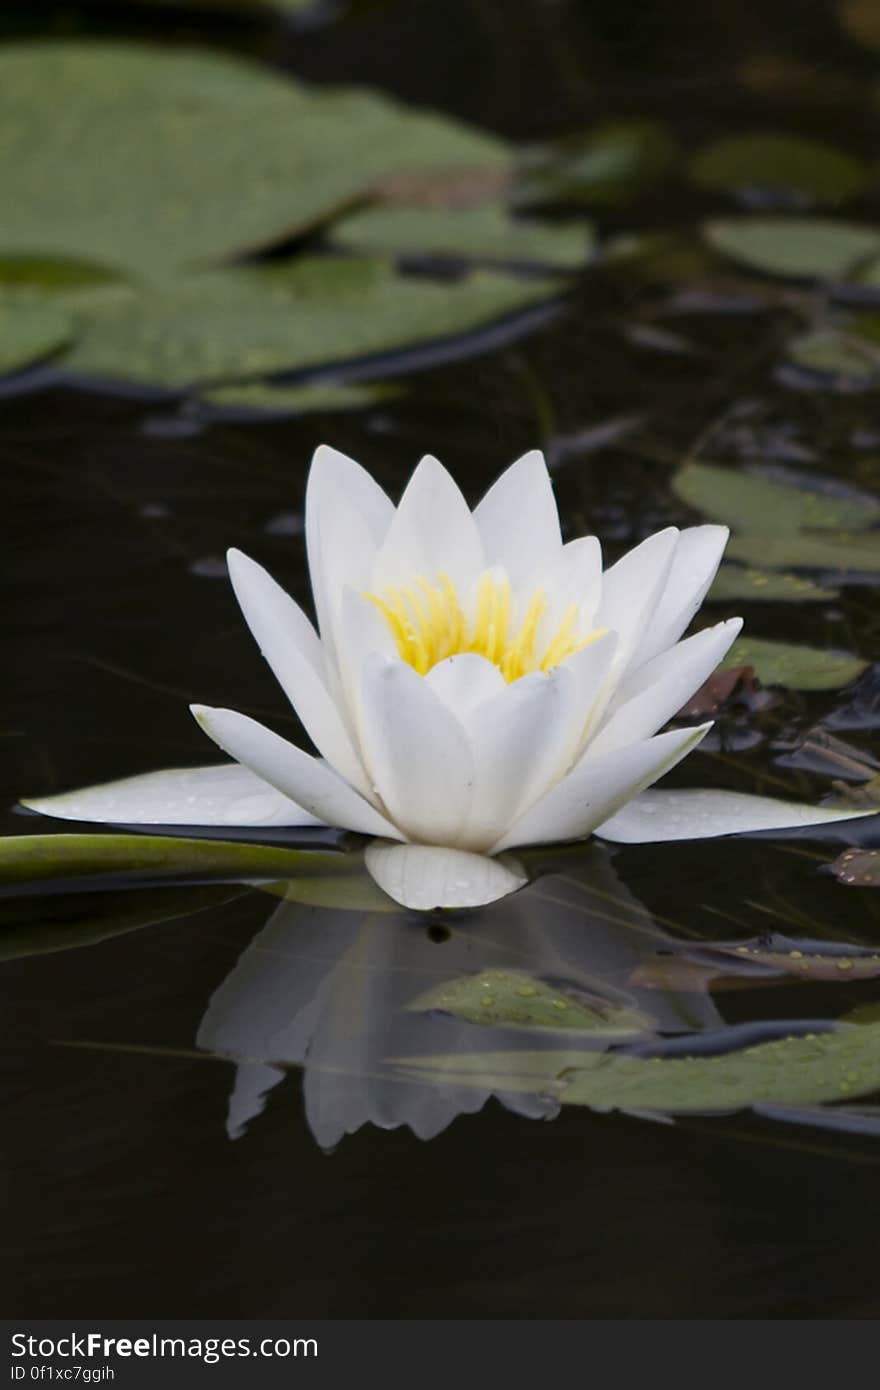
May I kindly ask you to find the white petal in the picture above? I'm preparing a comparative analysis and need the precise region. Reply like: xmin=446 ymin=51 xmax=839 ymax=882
xmin=594 ymin=788 xmax=879 ymax=843
xmin=463 ymin=667 xmax=580 ymax=848
xmin=371 ymin=454 xmax=484 ymax=594
xmin=596 ymin=528 xmax=680 ymax=671
xmin=365 ymin=840 xmax=527 ymax=911
xmin=588 ymin=618 xmax=742 ymax=757
xmin=358 ymin=655 xmax=475 ymax=844
xmin=305 ymin=444 xmax=393 ymax=657
xmin=635 ymin=525 xmax=730 ymax=666
xmin=474 ymin=450 xmax=562 ymax=586
xmin=563 ymin=629 xmax=619 ymax=752
xmin=424 ymin=653 xmax=506 ymax=721
xmin=324 ymin=586 xmax=395 ymax=745
xmin=227 ymin=549 xmax=370 ymax=795
xmin=492 ymin=722 xmax=711 ymax=852
xmin=21 ymin=763 xmax=323 ymax=827
xmin=191 ymin=705 xmax=402 ymax=840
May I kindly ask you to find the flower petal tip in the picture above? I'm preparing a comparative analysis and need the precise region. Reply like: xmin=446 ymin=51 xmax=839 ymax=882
xmin=364 ymin=840 xmax=527 ymax=912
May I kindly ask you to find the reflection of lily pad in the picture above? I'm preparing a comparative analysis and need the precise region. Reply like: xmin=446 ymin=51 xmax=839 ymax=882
xmin=0 ymin=42 xmax=508 ymax=279
xmin=400 ymin=1022 xmax=880 ymax=1114
xmin=703 ymin=217 xmax=880 ymax=279
xmin=0 ymin=297 xmax=73 ymax=374
xmin=58 ymin=257 xmax=557 ymax=389
xmin=515 ymin=120 xmax=677 ymax=208
xmin=333 ymin=203 xmax=593 ymax=269
xmin=409 ymin=969 xmax=651 ymax=1034
xmin=722 ymin=638 xmax=868 ymax=691
xmin=709 ymin=564 xmax=838 ymax=602
xmin=690 ymin=134 xmax=866 ymax=206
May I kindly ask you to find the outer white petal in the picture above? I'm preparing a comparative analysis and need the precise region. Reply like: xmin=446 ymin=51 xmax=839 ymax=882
xmin=227 ymin=549 xmax=370 ymax=795
xmin=634 ymin=525 xmax=730 ymax=667
xmin=588 ymin=618 xmax=742 ymax=757
xmin=463 ymin=667 xmax=580 ymax=848
xmin=596 ymin=528 xmax=680 ymax=671
xmin=191 ymin=705 xmax=402 ymax=840
xmin=365 ymin=841 xmax=527 ymax=911
xmin=473 ymin=450 xmax=562 ymax=587
xmin=594 ymin=788 xmax=878 ymax=843
xmin=358 ymin=655 xmax=475 ymax=845
xmin=333 ymin=586 xmax=396 ymax=738
xmin=492 ymin=723 xmax=712 ymax=852
xmin=563 ymin=629 xmax=619 ymax=753
xmin=371 ymin=454 xmax=484 ymax=594
xmin=305 ymin=444 xmax=393 ymax=659
xmin=424 ymin=653 xmax=506 ymax=722
xmin=21 ymin=763 xmax=323 ymax=827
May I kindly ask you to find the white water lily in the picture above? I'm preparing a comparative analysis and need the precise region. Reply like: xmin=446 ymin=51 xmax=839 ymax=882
xmin=24 ymin=446 xmax=873 ymax=910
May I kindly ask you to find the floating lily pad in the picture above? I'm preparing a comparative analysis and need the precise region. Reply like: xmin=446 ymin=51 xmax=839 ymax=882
xmin=514 ymin=120 xmax=677 ymax=208
xmin=0 ymin=296 xmax=73 ymax=374
xmin=58 ymin=257 xmax=558 ymax=389
xmin=703 ymin=217 xmax=880 ymax=279
xmin=198 ymin=380 xmax=403 ymax=417
xmin=673 ymin=461 xmax=880 ymax=533
xmin=409 ymin=969 xmax=651 ymax=1034
xmin=829 ymin=848 xmax=880 ymax=887
xmin=709 ymin=564 xmax=838 ymax=602
xmin=690 ymin=133 xmax=866 ymax=206
xmin=0 ymin=833 xmax=351 ymax=891
xmin=333 ymin=203 xmax=593 ymax=269
xmin=0 ymin=42 xmax=508 ymax=280
xmin=399 ymin=1021 xmax=880 ymax=1114
xmin=784 ymin=328 xmax=880 ymax=384
xmin=726 ymin=532 xmax=880 ymax=573
xmin=722 ymin=638 xmax=868 ymax=691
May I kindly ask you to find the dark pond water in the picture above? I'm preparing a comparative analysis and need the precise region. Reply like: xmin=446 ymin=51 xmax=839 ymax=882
xmin=3 ymin=0 xmax=880 ymax=1318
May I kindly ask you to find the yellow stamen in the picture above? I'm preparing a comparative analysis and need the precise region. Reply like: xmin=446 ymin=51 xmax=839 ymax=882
xmin=365 ymin=571 xmax=606 ymax=683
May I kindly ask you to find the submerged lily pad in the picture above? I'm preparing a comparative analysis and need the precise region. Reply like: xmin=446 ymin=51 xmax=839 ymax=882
xmin=703 ymin=217 xmax=880 ymax=279
xmin=0 ymin=297 xmax=73 ymax=374
xmin=409 ymin=969 xmax=651 ymax=1034
xmin=709 ymin=564 xmax=838 ymax=602
xmin=0 ymin=42 xmax=508 ymax=280
xmin=690 ymin=134 xmax=866 ymax=206
xmin=58 ymin=257 xmax=558 ymax=389
xmin=515 ymin=120 xmax=677 ymax=208
xmin=722 ymin=638 xmax=868 ymax=691
xmin=399 ymin=1022 xmax=880 ymax=1115
xmin=333 ymin=203 xmax=593 ymax=269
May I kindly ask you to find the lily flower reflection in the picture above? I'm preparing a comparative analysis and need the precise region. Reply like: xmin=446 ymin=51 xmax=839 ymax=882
xmin=196 ymin=847 xmax=725 ymax=1149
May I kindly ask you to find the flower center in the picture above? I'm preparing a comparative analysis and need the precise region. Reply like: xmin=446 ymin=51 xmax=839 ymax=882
xmin=365 ymin=572 xmax=603 ymax=682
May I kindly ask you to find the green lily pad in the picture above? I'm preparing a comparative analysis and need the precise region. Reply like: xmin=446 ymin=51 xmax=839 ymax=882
xmin=197 ymin=380 xmax=403 ymax=417
xmin=709 ymin=564 xmax=838 ymax=602
xmin=703 ymin=216 xmax=880 ymax=279
xmin=409 ymin=969 xmax=652 ymax=1034
xmin=333 ymin=203 xmax=593 ymax=269
xmin=0 ymin=833 xmax=353 ymax=891
xmin=726 ymin=532 xmax=880 ymax=572
xmin=0 ymin=41 xmax=508 ymax=280
xmin=721 ymin=637 xmax=868 ymax=691
xmin=57 ymin=256 xmax=558 ymax=389
xmin=673 ymin=461 xmax=880 ymax=533
xmin=785 ymin=328 xmax=880 ymax=383
xmin=0 ymin=296 xmax=74 ymax=374
xmin=515 ymin=119 xmax=677 ymax=208
xmin=398 ymin=1021 xmax=880 ymax=1114
xmin=690 ymin=133 xmax=866 ymax=206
